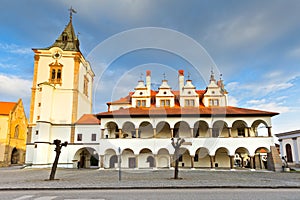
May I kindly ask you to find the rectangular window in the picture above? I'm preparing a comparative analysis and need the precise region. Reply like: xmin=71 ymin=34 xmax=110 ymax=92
xmin=209 ymin=99 xmax=219 ymax=107
xmin=49 ymin=61 xmax=63 ymax=85
xmin=35 ymin=130 xmax=39 ymax=135
xmin=179 ymin=155 xmax=183 ymax=162
xmin=160 ymin=99 xmax=171 ymax=107
xmin=38 ymin=102 xmax=41 ymax=107
xmin=77 ymin=134 xmax=82 ymax=141
xmin=136 ymin=100 xmax=146 ymax=107
xmin=91 ymin=133 xmax=96 ymax=141
xmin=185 ymin=99 xmax=195 ymax=107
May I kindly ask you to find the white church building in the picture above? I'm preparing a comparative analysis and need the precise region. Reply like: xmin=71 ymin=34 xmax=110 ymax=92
xmin=26 ymin=14 xmax=280 ymax=170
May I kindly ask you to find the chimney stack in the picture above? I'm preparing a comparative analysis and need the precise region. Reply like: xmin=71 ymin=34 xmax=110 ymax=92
xmin=178 ymin=69 xmax=184 ymax=96
xmin=146 ymin=70 xmax=151 ymax=93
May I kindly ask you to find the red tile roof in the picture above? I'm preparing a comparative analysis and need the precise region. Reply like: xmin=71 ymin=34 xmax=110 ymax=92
xmin=0 ymin=102 xmax=17 ymax=115
xmin=97 ymin=106 xmax=279 ymax=118
xmin=75 ymin=114 xmax=100 ymax=125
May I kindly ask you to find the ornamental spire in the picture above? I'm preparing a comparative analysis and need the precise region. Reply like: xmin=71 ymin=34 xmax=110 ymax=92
xmin=68 ymin=6 xmax=77 ymax=22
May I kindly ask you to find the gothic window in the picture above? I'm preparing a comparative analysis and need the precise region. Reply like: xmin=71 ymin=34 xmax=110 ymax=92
xmin=49 ymin=61 xmax=63 ymax=85
xmin=185 ymin=99 xmax=195 ymax=107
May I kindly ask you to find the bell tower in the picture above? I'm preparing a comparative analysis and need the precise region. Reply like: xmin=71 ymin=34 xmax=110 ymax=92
xmin=26 ymin=10 xmax=95 ymax=167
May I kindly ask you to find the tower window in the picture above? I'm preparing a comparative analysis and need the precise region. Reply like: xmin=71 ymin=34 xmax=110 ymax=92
xmin=49 ymin=61 xmax=63 ymax=85
xmin=62 ymin=33 xmax=68 ymax=42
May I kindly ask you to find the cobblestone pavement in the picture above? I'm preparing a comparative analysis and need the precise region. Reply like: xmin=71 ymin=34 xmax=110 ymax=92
xmin=1 ymin=167 xmax=300 ymax=189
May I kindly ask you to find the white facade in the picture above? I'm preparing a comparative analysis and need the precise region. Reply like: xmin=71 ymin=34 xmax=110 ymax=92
xmin=276 ymin=130 xmax=300 ymax=167
xmin=26 ymin=16 xmax=279 ymax=171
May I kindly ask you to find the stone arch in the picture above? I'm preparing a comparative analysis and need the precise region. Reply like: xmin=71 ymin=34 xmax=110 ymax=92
xmin=73 ymin=147 xmax=99 ymax=168
xmin=194 ymin=147 xmax=210 ymax=168
xmin=122 ymin=121 xmax=135 ymax=138
xmin=232 ymin=120 xmax=248 ymax=137
xmin=11 ymin=147 xmax=19 ymax=164
xmin=157 ymin=148 xmax=170 ymax=168
xmin=178 ymin=147 xmax=191 ymax=168
xmin=215 ymin=147 xmax=230 ymax=168
xmin=105 ymin=121 xmax=119 ymax=138
xmin=234 ymin=147 xmax=250 ymax=168
xmin=104 ymin=149 xmax=117 ymax=168
xmin=121 ymin=148 xmax=135 ymax=168
xmin=193 ymin=120 xmax=209 ymax=138
xmin=139 ymin=148 xmax=154 ymax=168
xmin=251 ymin=120 xmax=269 ymax=137
xmin=254 ymin=147 xmax=269 ymax=169
xmin=212 ymin=120 xmax=229 ymax=138
xmin=156 ymin=121 xmax=172 ymax=138
xmin=174 ymin=121 xmax=191 ymax=138
xmin=139 ymin=121 xmax=154 ymax=139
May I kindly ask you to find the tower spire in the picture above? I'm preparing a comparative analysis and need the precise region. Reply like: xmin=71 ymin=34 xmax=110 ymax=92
xmin=68 ymin=6 xmax=77 ymax=22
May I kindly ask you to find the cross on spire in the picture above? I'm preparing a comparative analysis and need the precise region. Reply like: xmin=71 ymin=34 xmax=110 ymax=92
xmin=69 ymin=6 xmax=77 ymax=21
xmin=163 ymin=73 xmax=166 ymax=80
xmin=139 ymin=73 xmax=144 ymax=81
xmin=187 ymin=72 xmax=191 ymax=80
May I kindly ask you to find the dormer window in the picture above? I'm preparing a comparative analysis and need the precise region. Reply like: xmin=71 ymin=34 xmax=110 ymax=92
xmin=160 ymin=99 xmax=170 ymax=107
xmin=136 ymin=100 xmax=146 ymax=107
xmin=209 ymin=99 xmax=219 ymax=106
xmin=62 ymin=33 xmax=68 ymax=42
xmin=185 ymin=99 xmax=195 ymax=107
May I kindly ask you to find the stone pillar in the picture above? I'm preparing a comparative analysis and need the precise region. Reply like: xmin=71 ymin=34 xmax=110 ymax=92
xmin=154 ymin=154 xmax=158 ymax=168
xmin=135 ymin=128 xmax=139 ymax=138
xmin=230 ymin=155 xmax=235 ymax=169
xmin=119 ymin=129 xmax=123 ymax=138
xmin=267 ymin=127 xmax=272 ymax=137
xmin=292 ymin=138 xmax=300 ymax=167
xmin=191 ymin=128 xmax=194 ymax=138
xmin=135 ymin=155 xmax=139 ymax=169
xmin=228 ymin=127 xmax=232 ymax=137
xmin=209 ymin=128 xmax=212 ymax=138
xmin=100 ymin=155 xmax=104 ymax=168
xmin=210 ymin=155 xmax=215 ymax=169
xmin=278 ymin=139 xmax=284 ymax=158
xmin=153 ymin=128 xmax=156 ymax=138
xmin=171 ymin=128 xmax=174 ymax=138
xmin=250 ymin=156 xmax=255 ymax=171
xmin=191 ymin=156 xmax=194 ymax=168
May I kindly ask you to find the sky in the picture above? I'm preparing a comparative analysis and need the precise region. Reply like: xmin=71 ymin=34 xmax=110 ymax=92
xmin=1 ymin=0 xmax=300 ymax=136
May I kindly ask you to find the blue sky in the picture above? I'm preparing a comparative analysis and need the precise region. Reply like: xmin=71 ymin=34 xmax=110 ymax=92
xmin=1 ymin=0 xmax=300 ymax=135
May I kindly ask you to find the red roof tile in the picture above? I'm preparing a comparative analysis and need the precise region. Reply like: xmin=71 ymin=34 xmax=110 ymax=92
xmin=0 ymin=102 xmax=17 ymax=115
xmin=97 ymin=106 xmax=279 ymax=118
xmin=75 ymin=114 xmax=100 ymax=125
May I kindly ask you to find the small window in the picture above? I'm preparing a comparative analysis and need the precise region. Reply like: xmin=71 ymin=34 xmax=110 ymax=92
xmin=77 ymin=134 xmax=82 ymax=141
xmin=136 ymin=100 xmax=146 ymax=107
xmin=185 ymin=99 xmax=195 ymax=107
xmin=209 ymin=99 xmax=219 ymax=107
xmin=35 ymin=130 xmax=39 ymax=135
xmin=160 ymin=99 xmax=170 ymax=107
xmin=14 ymin=125 xmax=19 ymax=138
xmin=179 ymin=155 xmax=183 ymax=162
xmin=163 ymin=91 xmax=167 ymax=95
xmin=37 ymin=116 xmax=40 ymax=120
xmin=49 ymin=61 xmax=63 ymax=85
xmin=62 ymin=33 xmax=68 ymax=42
xmin=91 ymin=134 xmax=96 ymax=141
xmin=139 ymin=92 xmax=143 ymax=95
xmin=38 ymin=102 xmax=41 ymax=107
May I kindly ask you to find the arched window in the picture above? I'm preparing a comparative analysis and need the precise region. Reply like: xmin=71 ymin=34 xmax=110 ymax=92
xmin=57 ymin=69 xmax=61 ymax=79
xmin=62 ymin=33 xmax=68 ymax=42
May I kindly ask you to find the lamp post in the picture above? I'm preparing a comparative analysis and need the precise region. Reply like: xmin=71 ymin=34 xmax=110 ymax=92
xmin=49 ymin=139 xmax=68 ymax=180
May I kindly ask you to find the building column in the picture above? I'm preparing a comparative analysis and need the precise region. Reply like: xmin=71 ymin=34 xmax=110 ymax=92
xmin=267 ymin=127 xmax=272 ymax=137
xmin=171 ymin=128 xmax=174 ymax=138
xmin=153 ymin=128 xmax=156 ymax=138
xmin=230 ymin=155 xmax=235 ymax=169
xmin=154 ymin=154 xmax=158 ymax=168
xmin=191 ymin=156 xmax=195 ymax=169
xmin=278 ymin=139 xmax=284 ymax=158
xmin=135 ymin=128 xmax=139 ymax=138
xmin=209 ymin=128 xmax=212 ymax=138
xmin=250 ymin=156 xmax=255 ymax=171
xmin=292 ymin=137 xmax=300 ymax=167
xmin=100 ymin=155 xmax=104 ymax=168
xmin=228 ymin=127 xmax=232 ymax=137
xmin=135 ymin=155 xmax=139 ymax=169
xmin=191 ymin=128 xmax=194 ymax=138
xmin=119 ymin=129 xmax=123 ymax=138
xmin=210 ymin=155 xmax=215 ymax=169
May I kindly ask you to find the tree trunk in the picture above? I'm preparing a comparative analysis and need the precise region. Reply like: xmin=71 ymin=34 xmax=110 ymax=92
xmin=49 ymin=148 xmax=61 ymax=180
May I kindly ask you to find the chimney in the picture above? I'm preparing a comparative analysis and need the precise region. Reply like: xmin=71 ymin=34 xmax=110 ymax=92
xmin=146 ymin=70 xmax=151 ymax=93
xmin=178 ymin=69 xmax=184 ymax=95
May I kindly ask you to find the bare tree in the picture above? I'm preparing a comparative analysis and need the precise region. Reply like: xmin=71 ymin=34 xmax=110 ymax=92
xmin=49 ymin=139 xmax=68 ymax=180
xmin=171 ymin=137 xmax=185 ymax=179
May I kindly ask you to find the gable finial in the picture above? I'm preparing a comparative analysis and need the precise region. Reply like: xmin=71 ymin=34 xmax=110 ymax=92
xmin=68 ymin=6 xmax=77 ymax=21
xmin=163 ymin=72 xmax=166 ymax=80
xmin=187 ymin=72 xmax=191 ymax=80
xmin=139 ymin=73 xmax=144 ymax=81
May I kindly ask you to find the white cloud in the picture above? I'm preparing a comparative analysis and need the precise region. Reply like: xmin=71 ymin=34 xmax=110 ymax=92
xmin=246 ymin=98 xmax=290 ymax=113
xmin=0 ymin=43 xmax=31 ymax=55
xmin=0 ymin=74 xmax=31 ymax=99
